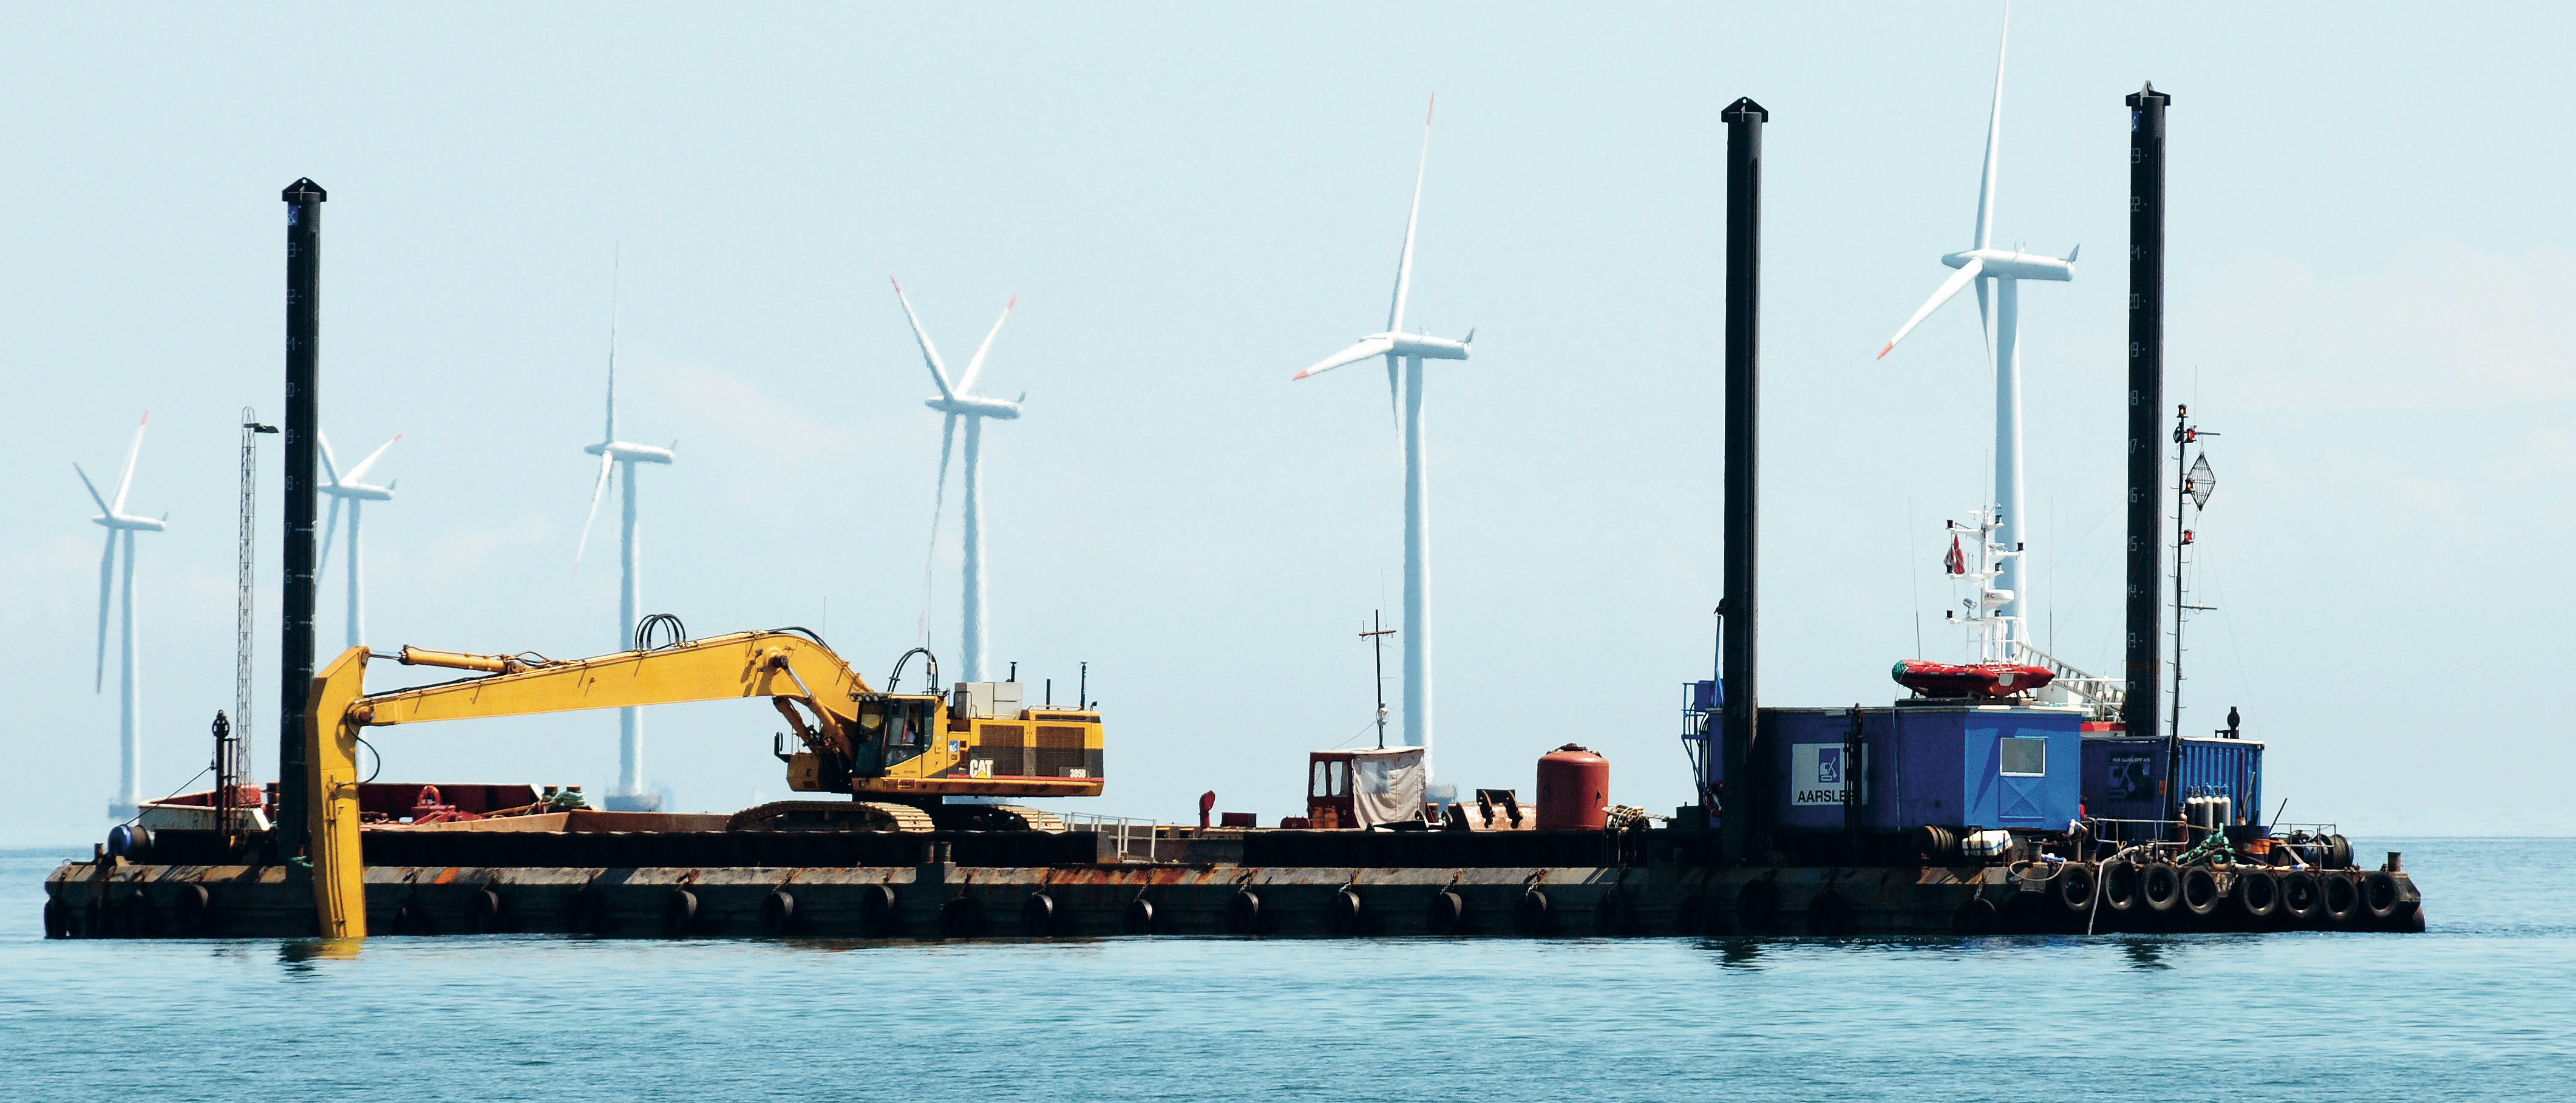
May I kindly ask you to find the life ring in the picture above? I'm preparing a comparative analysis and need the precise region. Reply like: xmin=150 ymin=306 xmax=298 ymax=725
xmin=2279 ymin=871 xmax=2322 ymax=922
xmin=2141 ymin=863 xmax=2183 ymax=913
xmin=661 ymin=889 xmax=698 ymax=937
xmin=2360 ymin=871 xmax=2403 ymax=922
xmin=2054 ymin=866 xmax=2097 ymax=915
xmin=2181 ymin=867 xmax=2223 ymax=917
xmin=1512 ymin=889 xmax=1551 ymax=937
xmin=2235 ymin=868 xmax=2280 ymax=920
xmin=760 ymin=889 xmax=798 ymax=937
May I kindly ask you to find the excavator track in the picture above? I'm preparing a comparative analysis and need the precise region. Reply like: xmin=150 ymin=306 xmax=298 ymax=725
xmin=929 ymin=803 xmax=1070 ymax=833
xmin=726 ymin=800 xmax=937 ymax=835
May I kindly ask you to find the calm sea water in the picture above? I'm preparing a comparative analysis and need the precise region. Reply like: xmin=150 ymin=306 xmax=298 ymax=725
xmin=1 ymin=838 xmax=2565 ymax=1101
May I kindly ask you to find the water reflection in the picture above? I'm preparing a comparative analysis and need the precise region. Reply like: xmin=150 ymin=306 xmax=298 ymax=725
xmin=2118 ymin=938 xmax=2177 ymax=970
xmin=276 ymin=938 xmax=361 ymax=972
xmin=1697 ymin=937 xmax=1765 ymax=969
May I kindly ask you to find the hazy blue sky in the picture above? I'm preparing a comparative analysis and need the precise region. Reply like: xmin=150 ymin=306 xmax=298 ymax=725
xmin=5 ymin=4 xmax=2570 ymax=844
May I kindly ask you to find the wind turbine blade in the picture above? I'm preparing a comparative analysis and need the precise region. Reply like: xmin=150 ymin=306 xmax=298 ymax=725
xmin=957 ymin=295 xmax=1016 ymax=396
xmin=890 ymin=277 xmax=956 ymax=400
xmin=1295 ymin=336 xmax=1398 ymax=380
xmin=1974 ymin=3 xmax=2010 ymax=251
xmin=93 ymin=533 xmax=115 ymax=693
xmin=345 ymin=433 xmax=403 ymax=484
xmin=1877 ymin=258 xmax=1984 ymax=359
xmin=112 ymin=412 xmax=148 ymax=514
xmin=1975 ymin=277 xmax=1994 ymax=365
xmin=921 ymin=412 xmax=957 ymax=637
xmin=1384 ymin=353 xmax=1401 ymax=429
xmin=317 ymin=431 xmax=342 ymax=487
xmin=1387 ymin=93 xmax=1434 ymax=334
xmin=572 ymin=453 xmax=614 ymax=578
xmin=318 ymin=495 xmax=343 ymax=584
xmin=73 ymin=463 xmax=111 ymax=515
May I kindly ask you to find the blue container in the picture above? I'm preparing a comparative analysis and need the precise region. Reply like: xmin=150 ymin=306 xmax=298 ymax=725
xmin=2082 ymin=736 xmax=2263 ymax=827
xmin=1762 ymin=705 xmax=2082 ymax=832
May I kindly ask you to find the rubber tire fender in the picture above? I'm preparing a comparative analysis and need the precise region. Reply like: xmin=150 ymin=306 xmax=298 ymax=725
xmin=760 ymin=889 xmax=797 ymax=937
xmin=1123 ymin=897 xmax=1156 ymax=935
xmin=2279 ymin=870 xmax=2322 ymax=923
xmin=1952 ymin=896 xmax=1999 ymax=935
xmin=1424 ymin=889 xmax=1465 ymax=935
xmin=2101 ymin=861 xmax=2143 ymax=913
xmin=2141 ymin=863 xmax=2184 ymax=914
xmin=857 ymin=883 xmax=899 ymax=937
xmin=1594 ymin=889 xmax=1631 ymax=937
xmin=2320 ymin=874 xmax=2362 ymax=925
xmin=1806 ymin=891 xmax=1852 ymax=937
xmin=42 ymin=898 xmax=74 ymax=939
xmin=2181 ymin=867 xmax=2223 ymax=918
xmin=2054 ymin=865 xmax=2097 ymax=915
xmin=1224 ymin=890 xmax=1262 ymax=936
xmin=172 ymin=883 xmax=212 ymax=937
xmin=661 ymin=889 xmax=698 ymax=937
xmin=1735 ymin=880 xmax=1780 ymax=935
xmin=469 ymin=889 xmax=506 ymax=934
xmin=1512 ymin=889 xmax=1551 ymax=937
xmin=2360 ymin=871 xmax=2403 ymax=922
xmin=1020 ymin=891 xmax=1058 ymax=937
xmin=569 ymin=885 xmax=611 ymax=935
xmin=1326 ymin=886 xmax=1363 ymax=937
xmin=939 ymin=895 xmax=986 ymax=938
xmin=2235 ymin=868 xmax=2281 ymax=920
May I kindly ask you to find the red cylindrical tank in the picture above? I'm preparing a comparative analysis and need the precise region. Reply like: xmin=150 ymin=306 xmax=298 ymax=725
xmin=1535 ymin=744 xmax=1609 ymax=830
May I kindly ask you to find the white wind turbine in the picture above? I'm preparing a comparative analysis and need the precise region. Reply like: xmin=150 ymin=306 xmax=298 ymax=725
xmin=316 ymin=430 xmax=401 ymax=650
xmin=892 ymin=277 xmax=1022 ymax=685
xmin=75 ymin=413 xmax=166 ymax=819
xmin=1296 ymin=95 xmax=1474 ymax=787
xmin=574 ymin=293 xmax=675 ymax=812
xmin=1875 ymin=5 xmax=2075 ymax=656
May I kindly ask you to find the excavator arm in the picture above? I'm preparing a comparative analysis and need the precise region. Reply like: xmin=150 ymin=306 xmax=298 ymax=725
xmin=302 ymin=631 xmax=875 ymax=937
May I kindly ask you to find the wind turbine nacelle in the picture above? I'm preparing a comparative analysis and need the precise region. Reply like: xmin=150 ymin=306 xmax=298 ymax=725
xmin=925 ymin=395 xmax=1022 ymax=419
xmin=587 ymin=441 xmax=676 ymax=464
xmin=90 ymin=514 xmax=166 ymax=532
xmin=1941 ymin=248 xmax=2075 ymax=282
xmin=1380 ymin=332 xmax=1471 ymax=361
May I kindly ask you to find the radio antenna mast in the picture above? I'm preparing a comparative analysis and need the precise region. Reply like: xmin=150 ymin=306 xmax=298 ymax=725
xmin=1359 ymin=610 xmax=1396 ymax=749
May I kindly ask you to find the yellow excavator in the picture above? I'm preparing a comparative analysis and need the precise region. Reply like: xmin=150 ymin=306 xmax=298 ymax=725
xmin=301 ymin=628 xmax=1104 ymax=937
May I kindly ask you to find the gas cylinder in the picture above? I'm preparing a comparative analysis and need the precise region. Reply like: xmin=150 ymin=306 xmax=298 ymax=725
xmin=1534 ymin=744 xmax=1609 ymax=830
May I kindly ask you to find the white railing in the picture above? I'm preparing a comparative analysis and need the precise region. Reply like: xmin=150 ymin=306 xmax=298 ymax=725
xmin=2020 ymin=642 xmax=2127 ymax=722
xmin=1062 ymin=813 xmax=1167 ymax=862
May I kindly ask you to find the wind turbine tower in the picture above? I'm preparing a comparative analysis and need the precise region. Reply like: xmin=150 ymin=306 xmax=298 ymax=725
xmin=317 ymin=430 xmax=401 ymax=650
xmin=76 ymin=413 xmax=166 ymax=820
xmin=892 ymin=277 xmax=1023 ymax=684
xmin=1875 ymin=5 xmax=2075 ymax=656
xmin=576 ymin=299 xmax=674 ymax=812
xmin=1296 ymin=95 xmax=1475 ymax=787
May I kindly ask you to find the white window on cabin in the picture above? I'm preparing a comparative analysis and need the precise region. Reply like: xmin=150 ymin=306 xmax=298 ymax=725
xmin=1999 ymin=737 xmax=2047 ymax=777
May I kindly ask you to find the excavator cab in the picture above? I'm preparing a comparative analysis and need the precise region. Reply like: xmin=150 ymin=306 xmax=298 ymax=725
xmin=846 ymin=694 xmax=942 ymax=777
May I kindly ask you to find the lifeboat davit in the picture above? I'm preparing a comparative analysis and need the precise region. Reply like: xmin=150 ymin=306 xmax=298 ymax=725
xmin=1891 ymin=659 xmax=2056 ymax=699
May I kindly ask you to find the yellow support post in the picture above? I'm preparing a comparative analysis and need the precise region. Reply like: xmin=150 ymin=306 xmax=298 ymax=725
xmin=308 ymin=646 xmax=371 ymax=938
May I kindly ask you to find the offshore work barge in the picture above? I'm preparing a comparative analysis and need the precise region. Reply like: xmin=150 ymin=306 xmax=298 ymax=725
xmin=45 ymin=91 xmax=2423 ymax=942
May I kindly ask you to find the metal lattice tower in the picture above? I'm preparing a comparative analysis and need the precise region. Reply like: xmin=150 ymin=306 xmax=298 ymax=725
xmin=235 ymin=408 xmax=270 ymax=783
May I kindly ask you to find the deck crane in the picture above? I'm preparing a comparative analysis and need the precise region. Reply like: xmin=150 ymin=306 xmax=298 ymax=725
xmin=299 ymin=629 xmax=1104 ymax=937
